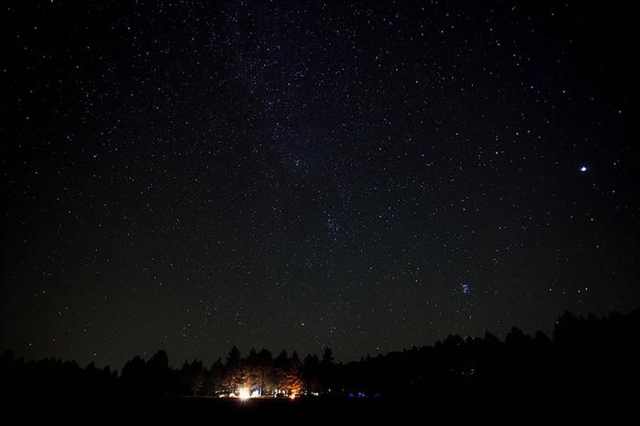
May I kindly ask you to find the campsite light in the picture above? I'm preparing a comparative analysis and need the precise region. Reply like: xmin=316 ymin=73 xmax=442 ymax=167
xmin=238 ymin=387 xmax=251 ymax=401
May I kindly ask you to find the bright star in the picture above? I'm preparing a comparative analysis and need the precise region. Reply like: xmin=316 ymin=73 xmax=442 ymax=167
xmin=579 ymin=165 xmax=588 ymax=173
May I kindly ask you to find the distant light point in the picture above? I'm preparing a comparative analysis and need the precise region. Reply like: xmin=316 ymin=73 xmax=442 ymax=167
xmin=461 ymin=283 xmax=472 ymax=295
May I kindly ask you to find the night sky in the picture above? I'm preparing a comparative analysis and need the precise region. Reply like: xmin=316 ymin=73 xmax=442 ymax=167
xmin=2 ymin=1 xmax=636 ymax=369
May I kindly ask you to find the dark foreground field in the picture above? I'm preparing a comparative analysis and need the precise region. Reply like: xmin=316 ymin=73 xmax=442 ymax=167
xmin=8 ymin=392 xmax=631 ymax=424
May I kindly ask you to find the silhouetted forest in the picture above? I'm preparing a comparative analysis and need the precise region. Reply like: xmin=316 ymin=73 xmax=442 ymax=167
xmin=2 ymin=310 xmax=638 ymax=403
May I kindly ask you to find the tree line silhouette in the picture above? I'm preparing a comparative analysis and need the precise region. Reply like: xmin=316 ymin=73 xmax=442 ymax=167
xmin=2 ymin=309 xmax=638 ymax=401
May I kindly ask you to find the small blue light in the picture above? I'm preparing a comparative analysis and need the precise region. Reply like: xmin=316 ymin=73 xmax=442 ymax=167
xmin=461 ymin=283 xmax=472 ymax=295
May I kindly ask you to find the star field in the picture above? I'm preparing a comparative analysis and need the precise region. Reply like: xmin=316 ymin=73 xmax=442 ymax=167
xmin=2 ymin=0 xmax=636 ymax=368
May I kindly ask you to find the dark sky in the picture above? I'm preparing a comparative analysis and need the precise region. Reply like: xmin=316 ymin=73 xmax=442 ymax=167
xmin=2 ymin=0 xmax=636 ymax=369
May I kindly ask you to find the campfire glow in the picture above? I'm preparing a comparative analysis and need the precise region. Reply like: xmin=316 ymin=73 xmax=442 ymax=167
xmin=237 ymin=387 xmax=251 ymax=401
